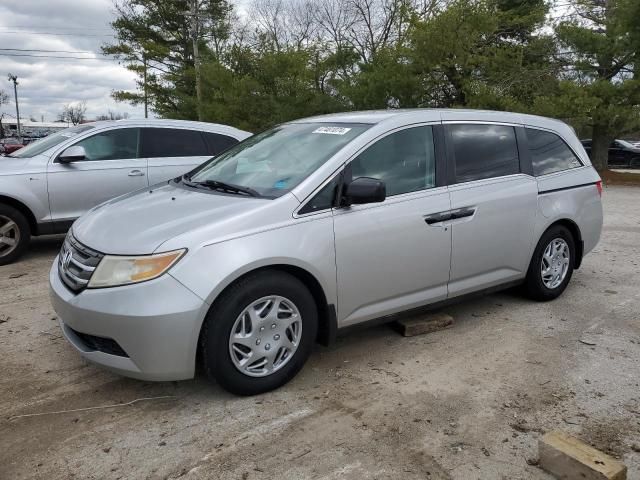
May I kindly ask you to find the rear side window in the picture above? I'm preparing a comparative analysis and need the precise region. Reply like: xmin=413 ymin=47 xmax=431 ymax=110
xmin=350 ymin=126 xmax=436 ymax=196
xmin=526 ymin=128 xmax=582 ymax=176
xmin=202 ymin=132 xmax=238 ymax=155
xmin=140 ymin=128 xmax=208 ymax=158
xmin=450 ymin=124 xmax=519 ymax=183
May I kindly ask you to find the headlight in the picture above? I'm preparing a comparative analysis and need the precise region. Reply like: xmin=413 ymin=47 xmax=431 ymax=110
xmin=88 ymin=249 xmax=186 ymax=288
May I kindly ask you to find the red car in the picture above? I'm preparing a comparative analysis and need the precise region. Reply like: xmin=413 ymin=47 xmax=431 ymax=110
xmin=0 ymin=138 xmax=24 ymax=155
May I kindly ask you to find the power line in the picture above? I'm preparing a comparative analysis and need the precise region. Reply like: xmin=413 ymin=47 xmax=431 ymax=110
xmin=0 ymin=30 xmax=114 ymax=37
xmin=2 ymin=25 xmax=112 ymax=30
xmin=0 ymin=48 xmax=95 ymax=54
xmin=0 ymin=53 xmax=109 ymax=60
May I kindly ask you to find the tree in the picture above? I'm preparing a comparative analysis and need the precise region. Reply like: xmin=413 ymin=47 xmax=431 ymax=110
xmin=59 ymin=101 xmax=87 ymax=125
xmin=0 ymin=90 xmax=9 ymax=138
xmin=405 ymin=0 xmax=554 ymax=109
xmin=95 ymin=110 xmax=130 ymax=121
xmin=103 ymin=0 xmax=233 ymax=120
xmin=542 ymin=0 xmax=640 ymax=170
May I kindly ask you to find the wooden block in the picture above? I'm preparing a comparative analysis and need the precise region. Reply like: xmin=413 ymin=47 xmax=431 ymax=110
xmin=392 ymin=312 xmax=453 ymax=337
xmin=539 ymin=431 xmax=627 ymax=480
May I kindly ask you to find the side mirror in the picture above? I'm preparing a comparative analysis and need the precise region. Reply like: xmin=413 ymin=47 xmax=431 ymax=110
xmin=59 ymin=145 xmax=87 ymax=163
xmin=344 ymin=177 xmax=386 ymax=205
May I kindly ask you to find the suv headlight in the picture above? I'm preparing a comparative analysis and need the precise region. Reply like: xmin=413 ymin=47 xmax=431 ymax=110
xmin=88 ymin=249 xmax=186 ymax=288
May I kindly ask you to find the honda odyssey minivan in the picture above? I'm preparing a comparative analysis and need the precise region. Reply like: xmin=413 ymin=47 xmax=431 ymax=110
xmin=49 ymin=109 xmax=603 ymax=395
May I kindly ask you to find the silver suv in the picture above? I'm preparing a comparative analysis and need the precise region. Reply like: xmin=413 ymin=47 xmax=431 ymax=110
xmin=49 ymin=109 xmax=603 ymax=395
xmin=0 ymin=119 xmax=251 ymax=264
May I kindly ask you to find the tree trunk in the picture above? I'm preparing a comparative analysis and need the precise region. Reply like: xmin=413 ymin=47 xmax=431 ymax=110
xmin=591 ymin=124 xmax=611 ymax=172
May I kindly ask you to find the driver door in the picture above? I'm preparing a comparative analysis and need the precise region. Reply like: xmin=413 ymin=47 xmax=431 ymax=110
xmin=332 ymin=125 xmax=452 ymax=327
xmin=47 ymin=127 xmax=147 ymax=224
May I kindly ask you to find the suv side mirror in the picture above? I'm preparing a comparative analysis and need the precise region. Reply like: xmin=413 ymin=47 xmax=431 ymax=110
xmin=343 ymin=177 xmax=386 ymax=205
xmin=59 ymin=145 xmax=87 ymax=163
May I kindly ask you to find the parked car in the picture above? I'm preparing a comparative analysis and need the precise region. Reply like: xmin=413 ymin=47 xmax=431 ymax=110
xmin=0 ymin=137 xmax=24 ymax=155
xmin=50 ymin=109 xmax=603 ymax=395
xmin=580 ymin=138 xmax=640 ymax=168
xmin=0 ymin=119 xmax=251 ymax=264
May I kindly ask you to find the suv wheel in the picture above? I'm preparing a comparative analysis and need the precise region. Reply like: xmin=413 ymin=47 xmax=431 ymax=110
xmin=524 ymin=225 xmax=575 ymax=301
xmin=201 ymin=271 xmax=318 ymax=395
xmin=0 ymin=204 xmax=30 ymax=266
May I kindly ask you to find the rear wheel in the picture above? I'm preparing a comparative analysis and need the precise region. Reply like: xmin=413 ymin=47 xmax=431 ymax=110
xmin=0 ymin=204 xmax=30 ymax=266
xmin=201 ymin=271 xmax=318 ymax=395
xmin=524 ymin=225 xmax=575 ymax=301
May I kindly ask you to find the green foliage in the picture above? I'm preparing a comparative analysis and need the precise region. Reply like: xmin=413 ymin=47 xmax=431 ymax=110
xmin=537 ymin=0 xmax=640 ymax=169
xmin=105 ymin=0 xmax=640 ymax=170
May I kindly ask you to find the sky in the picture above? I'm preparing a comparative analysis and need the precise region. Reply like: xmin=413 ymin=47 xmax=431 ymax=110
xmin=0 ymin=0 xmax=145 ymax=122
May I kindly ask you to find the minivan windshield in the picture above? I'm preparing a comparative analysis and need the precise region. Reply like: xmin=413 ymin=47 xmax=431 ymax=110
xmin=9 ymin=125 xmax=95 ymax=158
xmin=187 ymin=122 xmax=370 ymax=198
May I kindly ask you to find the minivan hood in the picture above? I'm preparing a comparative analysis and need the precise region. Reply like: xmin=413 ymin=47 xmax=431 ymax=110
xmin=72 ymin=182 xmax=269 ymax=255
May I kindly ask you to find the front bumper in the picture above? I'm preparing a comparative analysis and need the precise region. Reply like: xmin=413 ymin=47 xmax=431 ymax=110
xmin=49 ymin=258 xmax=209 ymax=381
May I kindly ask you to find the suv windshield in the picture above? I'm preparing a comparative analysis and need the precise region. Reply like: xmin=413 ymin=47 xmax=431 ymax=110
xmin=9 ymin=125 xmax=95 ymax=158
xmin=187 ymin=122 xmax=370 ymax=198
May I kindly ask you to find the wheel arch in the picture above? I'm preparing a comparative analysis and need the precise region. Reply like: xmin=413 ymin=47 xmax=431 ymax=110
xmin=0 ymin=194 xmax=37 ymax=234
xmin=199 ymin=264 xmax=337 ymax=350
xmin=541 ymin=218 xmax=584 ymax=269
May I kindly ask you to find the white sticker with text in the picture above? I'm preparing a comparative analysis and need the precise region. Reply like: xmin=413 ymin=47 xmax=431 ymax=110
xmin=312 ymin=126 xmax=352 ymax=135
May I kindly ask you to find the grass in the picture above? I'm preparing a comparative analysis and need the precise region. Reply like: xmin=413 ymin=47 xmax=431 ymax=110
xmin=599 ymin=169 xmax=640 ymax=186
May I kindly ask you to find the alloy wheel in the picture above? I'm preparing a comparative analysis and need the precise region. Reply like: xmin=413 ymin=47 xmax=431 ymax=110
xmin=0 ymin=215 xmax=20 ymax=258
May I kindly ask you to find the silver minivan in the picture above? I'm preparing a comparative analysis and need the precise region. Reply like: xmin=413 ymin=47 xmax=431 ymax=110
xmin=0 ymin=119 xmax=251 ymax=264
xmin=49 ymin=109 xmax=603 ymax=395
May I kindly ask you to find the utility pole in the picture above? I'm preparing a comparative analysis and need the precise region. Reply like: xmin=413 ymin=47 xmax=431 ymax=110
xmin=7 ymin=74 xmax=21 ymax=141
xmin=143 ymin=53 xmax=148 ymax=118
xmin=190 ymin=0 xmax=203 ymax=121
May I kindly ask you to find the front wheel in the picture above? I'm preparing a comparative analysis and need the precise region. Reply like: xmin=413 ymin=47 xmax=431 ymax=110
xmin=200 ymin=271 xmax=318 ymax=395
xmin=0 ymin=204 xmax=31 ymax=266
xmin=524 ymin=225 xmax=575 ymax=301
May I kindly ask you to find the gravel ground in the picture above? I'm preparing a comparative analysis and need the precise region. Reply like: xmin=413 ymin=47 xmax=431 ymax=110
xmin=1 ymin=185 xmax=639 ymax=480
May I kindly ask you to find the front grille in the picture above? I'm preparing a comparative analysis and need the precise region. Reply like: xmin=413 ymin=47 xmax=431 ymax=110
xmin=58 ymin=234 xmax=103 ymax=292
xmin=69 ymin=327 xmax=128 ymax=357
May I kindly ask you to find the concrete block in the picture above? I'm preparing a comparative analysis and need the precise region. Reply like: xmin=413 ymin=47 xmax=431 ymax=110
xmin=539 ymin=431 xmax=627 ymax=480
xmin=392 ymin=312 xmax=453 ymax=337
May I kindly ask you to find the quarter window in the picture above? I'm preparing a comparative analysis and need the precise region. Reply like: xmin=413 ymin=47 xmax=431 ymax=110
xmin=350 ymin=126 xmax=436 ymax=197
xmin=450 ymin=124 xmax=519 ymax=183
xmin=202 ymin=132 xmax=239 ymax=156
xmin=140 ymin=128 xmax=208 ymax=158
xmin=526 ymin=128 xmax=582 ymax=176
xmin=71 ymin=128 xmax=139 ymax=161
xmin=299 ymin=176 xmax=340 ymax=214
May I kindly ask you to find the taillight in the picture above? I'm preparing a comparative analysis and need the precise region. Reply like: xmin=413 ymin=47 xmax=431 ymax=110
xmin=596 ymin=180 xmax=603 ymax=197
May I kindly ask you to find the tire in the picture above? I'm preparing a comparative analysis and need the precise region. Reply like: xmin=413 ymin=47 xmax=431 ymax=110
xmin=200 ymin=270 xmax=318 ymax=396
xmin=524 ymin=225 xmax=575 ymax=302
xmin=0 ymin=204 xmax=31 ymax=266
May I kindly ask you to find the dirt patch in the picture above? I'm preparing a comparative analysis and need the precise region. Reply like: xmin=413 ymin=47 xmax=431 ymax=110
xmin=1 ymin=187 xmax=640 ymax=479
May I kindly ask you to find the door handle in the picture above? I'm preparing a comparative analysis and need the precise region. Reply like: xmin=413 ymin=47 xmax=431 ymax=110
xmin=424 ymin=212 xmax=452 ymax=225
xmin=128 ymin=169 xmax=145 ymax=177
xmin=449 ymin=207 xmax=476 ymax=220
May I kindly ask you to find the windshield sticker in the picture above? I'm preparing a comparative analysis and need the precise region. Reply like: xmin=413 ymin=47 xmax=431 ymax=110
xmin=312 ymin=126 xmax=351 ymax=135
xmin=273 ymin=178 xmax=289 ymax=189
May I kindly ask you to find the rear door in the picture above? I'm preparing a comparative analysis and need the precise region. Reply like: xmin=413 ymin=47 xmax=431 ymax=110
xmin=47 ymin=127 xmax=146 ymax=223
xmin=143 ymin=128 xmax=238 ymax=183
xmin=331 ymin=124 xmax=452 ymax=326
xmin=444 ymin=123 xmax=538 ymax=297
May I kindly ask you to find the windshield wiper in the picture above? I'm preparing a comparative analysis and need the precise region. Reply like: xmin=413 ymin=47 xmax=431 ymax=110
xmin=184 ymin=176 xmax=259 ymax=197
